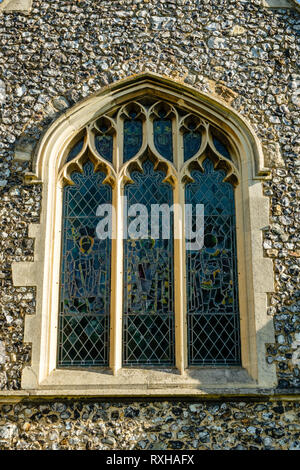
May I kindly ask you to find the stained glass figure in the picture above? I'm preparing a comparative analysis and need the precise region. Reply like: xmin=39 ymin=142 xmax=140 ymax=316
xmin=183 ymin=120 xmax=202 ymax=162
xmin=153 ymin=107 xmax=173 ymax=162
xmin=66 ymin=138 xmax=84 ymax=163
xmin=95 ymin=134 xmax=113 ymax=163
xmin=94 ymin=119 xmax=114 ymax=163
xmin=58 ymin=161 xmax=112 ymax=367
xmin=123 ymin=160 xmax=175 ymax=366
xmin=185 ymin=158 xmax=240 ymax=365
xmin=123 ymin=110 xmax=143 ymax=162
xmin=212 ymin=136 xmax=231 ymax=160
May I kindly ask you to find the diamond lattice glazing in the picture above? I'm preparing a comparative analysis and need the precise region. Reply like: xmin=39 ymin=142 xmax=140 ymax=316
xmin=58 ymin=161 xmax=112 ymax=367
xmin=123 ymin=160 xmax=175 ymax=366
xmin=185 ymin=158 xmax=241 ymax=366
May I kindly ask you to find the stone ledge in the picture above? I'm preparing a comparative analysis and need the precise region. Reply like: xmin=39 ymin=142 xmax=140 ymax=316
xmin=0 ymin=389 xmax=299 ymax=403
xmin=17 ymin=364 xmax=278 ymax=397
xmin=0 ymin=0 xmax=32 ymax=14
xmin=263 ymin=0 xmax=300 ymax=11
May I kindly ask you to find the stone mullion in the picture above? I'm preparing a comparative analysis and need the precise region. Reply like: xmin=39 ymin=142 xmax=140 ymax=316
xmin=109 ymin=119 xmax=124 ymax=375
xmin=174 ymin=122 xmax=187 ymax=374
xmin=174 ymin=183 xmax=187 ymax=374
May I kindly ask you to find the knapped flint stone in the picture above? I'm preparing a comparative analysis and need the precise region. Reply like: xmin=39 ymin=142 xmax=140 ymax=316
xmin=52 ymin=96 xmax=70 ymax=112
xmin=0 ymin=79 xmax=6 ymax=105
xmin=0 ymin=0 xmax=299 ymax=451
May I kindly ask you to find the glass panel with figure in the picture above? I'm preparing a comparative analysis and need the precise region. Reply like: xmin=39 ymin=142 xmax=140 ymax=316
xmin=123 ymin=160 xmax=175 ymax=366
xmin=185 ymin=158 xmax=241 ymax=366
xmin=58 ymin=161 xmax=112 ymax=367
xmin=123 ymin=109 xmax=143 ymax=162
xmin=153 ymin=107 xmax=173 ymax=162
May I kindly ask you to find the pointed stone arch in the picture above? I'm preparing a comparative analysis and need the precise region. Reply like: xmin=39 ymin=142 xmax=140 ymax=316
xmin=28 ymin=72 xmax=271 ymax=184
xmin=12 ymin=73 xmax=277 ymax=396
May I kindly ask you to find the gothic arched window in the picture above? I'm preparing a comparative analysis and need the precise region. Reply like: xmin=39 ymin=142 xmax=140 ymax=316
xmin=57 ymin=98 xmax=241 ymax=370
xmin=16 ymin=75 xmax=276 ymax=394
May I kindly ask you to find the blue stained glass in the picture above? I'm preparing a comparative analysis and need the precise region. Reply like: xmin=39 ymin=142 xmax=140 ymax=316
xmin=153 ymin=119 xmax=173 ymax=162
xmin=66 ymin=138 xmax=84 ymax=163
xmin=184 ymin=131 xmax=202 ymax=162
xmin=58 ymin=161 xmax=112 ymax=367
xmin=123 ymin=119 xmax=143 ymax=162
xmin=213 ymin=136 xmax=231 ymax=160
xmin=95 ymin=134 xmax=113 ymax=163
xmin=185 ymin=158 xmax=241 ymax=366
xmin=123 ymin=160 xmax=175 ymax=366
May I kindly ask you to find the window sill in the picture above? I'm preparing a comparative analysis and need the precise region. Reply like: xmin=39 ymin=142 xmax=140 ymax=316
xmin=18 ymin=365 xmax=277 ymax=397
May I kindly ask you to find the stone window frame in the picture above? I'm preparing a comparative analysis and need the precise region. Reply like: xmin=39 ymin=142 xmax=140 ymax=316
xmin=0 ymin=0 xmax=32 ymax=14
xmin=1 ymin=0 xmax=299 ymax=15
xmin=12 ymin=73 xmax=277 ymax=397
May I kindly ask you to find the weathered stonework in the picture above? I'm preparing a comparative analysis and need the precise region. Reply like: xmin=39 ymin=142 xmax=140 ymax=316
xmin=0 ymin=0 xmax=32 ymax=14
xmin=0 ymin=400 xmax=299 ymax=450
xmin=263 ymin=0 xmax=300 ymax=12
xmin=0 ymin=0 xmax=299 ymax=449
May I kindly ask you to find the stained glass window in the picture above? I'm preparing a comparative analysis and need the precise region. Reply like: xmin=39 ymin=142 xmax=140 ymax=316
xmin=66 ymin=138 xmax=84 ymax=163
xmin=185 ymin=159 xmax=241 ymax=365
xmin=95 ymin=134 xmax=113 ymax=163
xmin=95 ymin=120 xmax=114 ymax=163
xmin=123 ymin=160 xmax=175 ymax=366
xmin=123 ymin=113 xmax=143 ymax=162
xmin=183 ymin=125 xmax=202 ymax=162
xmin=58 ymin=162 xmax=112 ymax=367
xmin=59 ymin=99 xmax=241 ymax=371
xmin=212 ymin=136 xmax=231 ymax=160
xmin=153 ymin=108 xmax=173 ymax=162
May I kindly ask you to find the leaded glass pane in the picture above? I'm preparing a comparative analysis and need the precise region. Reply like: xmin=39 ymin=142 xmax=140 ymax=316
xmin=66 ymin=138 xmax=84 ymax=163
xmin=183 ymin=130 xmax=202 ymax=162
xmin=153 ymin=117 xmax=173 ymax=162
xmin=123 ymin=160 xmax=175 ymax=366
xmin=212 ymin=136 xmax=231 ymax=160
xmin=58 ymin=161 xmax=111 ymax=367
xmin=95 ymin=134 xmax=113 ymax=163
xmin=123 ymin=119 xmax=143 ymax=162
xmin=185 ymin=158 xmax=241 ymax=366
